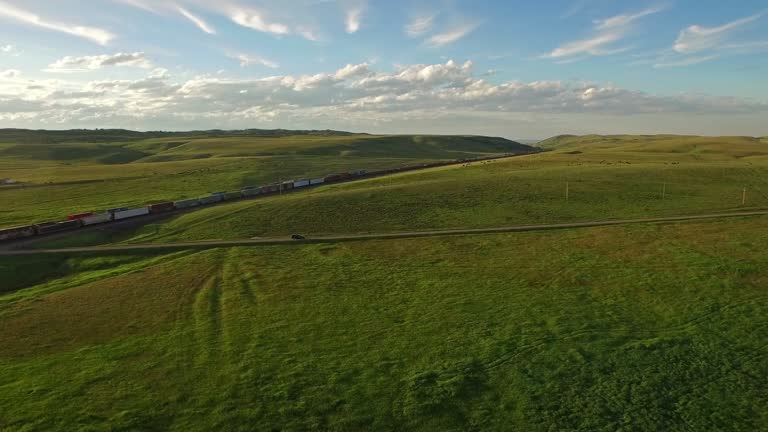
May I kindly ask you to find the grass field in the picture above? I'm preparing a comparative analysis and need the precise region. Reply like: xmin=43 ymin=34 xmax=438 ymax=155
xmin=89 ymin=134 xmax=768 ymax=244
xmin=2 ymin=133 xmax=768 ymax=430
xmin=1 ymin=217 xmax=767 ymax=430
xmin=0 ymin=131 xmax=530 ymax=228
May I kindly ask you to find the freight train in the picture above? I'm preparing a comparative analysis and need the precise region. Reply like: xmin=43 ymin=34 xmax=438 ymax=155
xmin=0 ymin=154 xmax=524 ymax=242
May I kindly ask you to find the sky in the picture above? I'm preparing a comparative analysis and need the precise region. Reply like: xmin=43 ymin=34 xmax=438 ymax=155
xmin=0 ymin=0 xmax=767 ymax=139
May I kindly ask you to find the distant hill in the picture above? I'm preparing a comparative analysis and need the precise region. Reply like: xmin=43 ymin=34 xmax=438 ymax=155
xmin=536 ymin=134 xmax=768 ymax=159
xmin=0 ymin=128 xmax=361 ymax=144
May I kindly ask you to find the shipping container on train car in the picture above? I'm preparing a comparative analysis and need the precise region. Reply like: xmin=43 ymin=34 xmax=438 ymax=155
xmin=67 ymin=212 xmax=94 ymax=221
xmin=0 ymin=225 xmax=37 ymax=241
xmin=81 ymin=213 xmax=112 ymax=226
xmin=199 ymin=194 xmax=223 ymax=205
xmin=148 ymin=202 xmax=175 ymax=214
xmin=113 ymin=207 xmax=150 ymax=221
xmin=310 ymin=178 xmax=325 ymax=185
xmin=107 ymin=207 xmax=130 ymax=215
xmin=325 ymin=172 xmax=352 ymax=183
xmin=174 ymin=198 xmax=201 ymax=209
xmin=222 ymin=191 xmax=242 ymax=201
xmin=260 ymin=184 xmax=280 ymax=194
xmin=34 ymin=220 xmax=81 ymax=235
xmin=281 ymin=180 xmax=295 ymax=191
xmin=294 ymin=179 xmax=310 ymax=188
xmin=241 ymin=187 xmax=261 ymax=197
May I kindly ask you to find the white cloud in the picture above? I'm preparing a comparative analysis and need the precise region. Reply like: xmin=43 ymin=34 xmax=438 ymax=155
xmin=46 ymin=53 xmax=153 ymax=72
xmin=544 ymin=7 xmax=662 ymax=59
xmin=647 ymin=11 xmax=768 ymax=68
xmin=594 ymin=7 xmax=663 ymax=30
xmin=426 ymin=22 xmax=479 ymax=47
xmin=113 ymin=0 xmax=325 ymax=41
xmin=673 ymin=12 xmax=765 ymax=54
xmin=178 ymin=7 xmax=216 ymax=35
xmin=406 ymin=15 xmax=435 ymax=37
xmin=0 ymin=1 xmax=114 ymax=45
xmin=0 ymin=69 xmax=20 ymax=78
xmin=2 ymin=59 xmax=764 ymax=132
xmin=654 ymin=55 xmax=720 ymax=68
xmin=345 ymin=6 xmax=364 ymax=33
xmin=0 ymin=44 xmax=11 ymax=52
xmin=230 ymin=8 xmax=290 ymax=35
xmin=231 ymin=53 xmax=279 ymax=69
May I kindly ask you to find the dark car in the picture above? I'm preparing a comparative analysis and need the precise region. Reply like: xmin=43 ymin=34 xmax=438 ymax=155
xmin=291 ymin=234 xmax=306 ymax=240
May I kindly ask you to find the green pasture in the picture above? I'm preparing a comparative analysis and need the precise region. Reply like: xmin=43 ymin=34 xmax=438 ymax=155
xmin=1 ymin=217 xmax=767 ymax=430
xmin=0 ymin=133 xmax=529 ymax=228
xmin=116 ymin=135 xmax=768 ymax=243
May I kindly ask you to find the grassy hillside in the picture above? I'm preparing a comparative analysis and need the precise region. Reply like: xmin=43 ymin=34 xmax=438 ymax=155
xmin=0 ymin=131 xmax=531 ymax=228
xmin=536 ymin=134 xmax=768 ymax=159
xmin=1 ymin=217 xmax=767 ymax=430
xmin=98 ymin=135 xmax=768 ymax=244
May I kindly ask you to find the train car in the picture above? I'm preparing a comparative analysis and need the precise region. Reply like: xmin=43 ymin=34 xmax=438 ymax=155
xmin=294 ymin=179 xmax=310 ymax=188
xmin=148 ymin=202 xmax=175 ymax=214
xmin=67 ymin=212 xmax=94 ymax=221
xmin=324 ymin=172 xmax=352 ymax=183
xmin=281 ymin=181 xmax=295 ymax=191
xmin=34 ymin=220 xmax=81 ymax=235
xmin=113 ymin=207 xmax=150 ymax=221
xmin=107 ymin=207 xmax=130 ymax=216
xmin=0 ymin=225 xmax=37 ymax=241
xmin=174 ymin=198 xmax=201 ymax=209
xmin=199 ymin=194 xmax=223 ymax=205
xmin=310 ymin=178 xmax=325 ymax=186
xmin=260 ymin=184 xmax=280 ymax=194
xmin=352 ymin=170 xmax=368 ymax=176
xmin=222 ymin=191 xmax=242 ymax=201
xmin=241 ymin=187 xmax=261 ymax=197
xmin=81 ymin=213 xmax=112 ymax=226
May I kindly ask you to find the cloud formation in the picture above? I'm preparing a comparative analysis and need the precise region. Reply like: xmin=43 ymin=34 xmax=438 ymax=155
xmin=231 ymin=53 xmax=279 ymax=69
xmin=345 ymin=6 xmax=364 ymax=33
xmin=178 ymin=7 xmax=216 ymax=34
xmin=652 ymin=11 xmax=767 ymax=68
xmin=0 ymin=69 xmax=20 ymax=78
xmin=426 ymin=22 xmax=479 ymax=47
xmin=0 ymin=1 xmax=114 ymax=45
xmin=544 ymin=7 xmax=661 ymax=59
xmin=46 ymin=53 xmax=153 ymax=72
xmin=1 ymin=59 xmax=764 ymax=130
xmin=405 ymin=15 xmax=435 ymax=37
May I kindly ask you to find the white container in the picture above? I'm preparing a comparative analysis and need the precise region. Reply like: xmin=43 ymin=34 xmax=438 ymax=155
xmin=294 ymin=179 xmax=310 ymax=188
xmin=81 ymin=213 xmax=112 ymax=226
xmin=310 ymin=178 xmax=325 ymax=185
xmin=113 ymin=207 xmax=150 ymax=221
xmin=175 ymin=198 xmax=201 ymax=209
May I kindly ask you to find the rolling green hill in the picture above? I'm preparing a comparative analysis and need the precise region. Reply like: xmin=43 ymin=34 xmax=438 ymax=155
xmin=1 ymin=217 xmax=768 ymax=430
xmin=86 ymin=134 xmax=768 ymax=245
xmin=0 ymin=131 xmax=533 ymax=228
xmin=2 ymin=134 xmax=768 ymax=430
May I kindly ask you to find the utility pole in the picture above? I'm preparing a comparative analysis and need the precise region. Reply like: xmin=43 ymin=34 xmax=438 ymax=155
xmin=566 ymin=182 xmax=570 ymax=202
xmin=742 ymin=188 xmax=747 ymax=206
xmin=279 ymin=178 xmax=282 ymax=195
xmin=662 ymin=182 xmax=666 ymax=200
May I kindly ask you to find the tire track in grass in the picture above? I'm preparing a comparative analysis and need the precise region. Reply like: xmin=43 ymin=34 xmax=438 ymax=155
xmin=220 ymin=250 xmax=259 ymax=360
xmin=193 ymin=272 xmax=224 ymax=365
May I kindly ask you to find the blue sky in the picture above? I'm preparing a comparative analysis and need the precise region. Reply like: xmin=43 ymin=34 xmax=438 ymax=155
xmin=0 ymin=0 xmax=766 ymax=139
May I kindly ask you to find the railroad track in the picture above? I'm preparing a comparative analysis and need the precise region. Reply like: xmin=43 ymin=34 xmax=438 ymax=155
xmin=2 ymin=210 xmax=766 ymax=256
